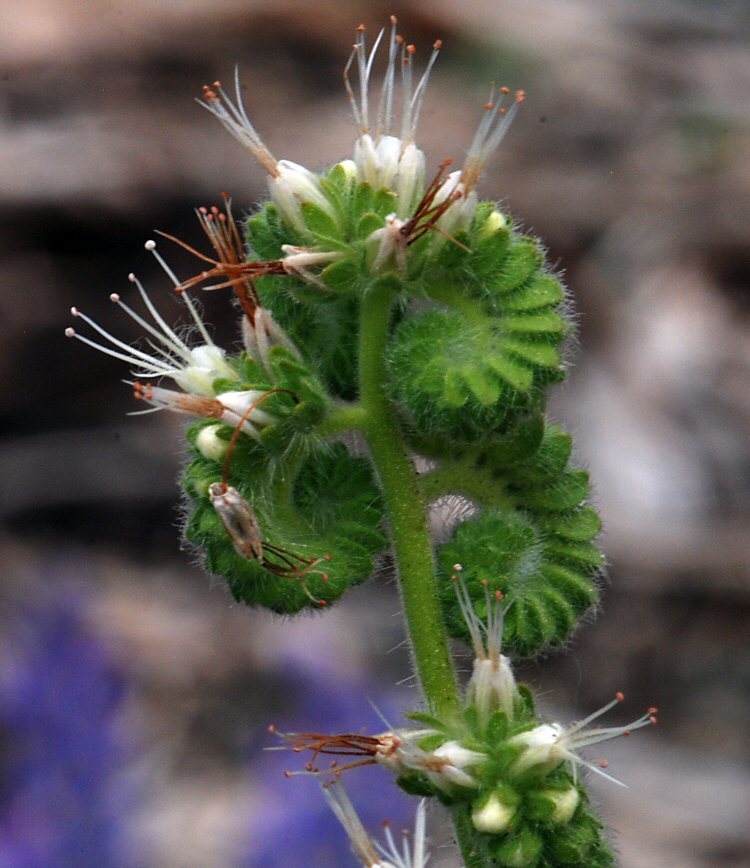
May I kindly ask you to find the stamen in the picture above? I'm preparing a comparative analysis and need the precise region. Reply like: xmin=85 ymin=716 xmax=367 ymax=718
xmin=197 ymin=68 xmax=279 ymax=176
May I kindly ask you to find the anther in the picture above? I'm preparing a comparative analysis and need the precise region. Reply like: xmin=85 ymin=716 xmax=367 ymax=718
xmin=64 ymin=327 xmax=75 ymax=337
xmin=453 ymin=563 xmax=463 ymax=571
xmin=500 ymin=86 xmax=510 ymax=95
xmin=144 ymin=240 xmax=157 ymax=251
xmin=109 ymin=293 xmax=120 ymax=302
xmin=599 ymin=760 xmax=609 ymax=769
xmin=128 ymin=273 xmax=136 ymax=282
xmin=70 ymin=306 xmax=80 ymax=316
xmin=268 ymin=724 xmax=277 ymax=734
xmin=615 ymin=691 xmax=625 ymax=703
xmin=433 ymin=39 xmax=442 ymax=49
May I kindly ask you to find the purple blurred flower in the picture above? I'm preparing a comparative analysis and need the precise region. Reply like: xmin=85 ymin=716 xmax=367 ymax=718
xmin=0 ymin=577 xmax=137 ymax=867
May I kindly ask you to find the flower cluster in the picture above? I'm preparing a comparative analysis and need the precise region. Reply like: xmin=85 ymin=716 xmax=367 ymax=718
xmin=276 ymin=573 xmax=656 ymax=865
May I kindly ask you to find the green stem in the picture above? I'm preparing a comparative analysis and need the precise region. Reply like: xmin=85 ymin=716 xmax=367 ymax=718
xmin=318 ymin=404 xmax=367 ymax=437
xmin=420 ymin=457 xmax=515 ymax=512
xmin=358 ymin=278 xmax=459 ymax=718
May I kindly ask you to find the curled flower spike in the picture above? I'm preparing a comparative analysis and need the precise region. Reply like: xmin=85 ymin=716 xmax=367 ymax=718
xmin=509 ymin=693 xmax=658 ymax=786
xmin=321 ymin=780 xmax=429 ymax=868
xmin=451 ymin=565 xmax=519 ymax=724
xmin=65 ymin=257 xmax=237 ymax=399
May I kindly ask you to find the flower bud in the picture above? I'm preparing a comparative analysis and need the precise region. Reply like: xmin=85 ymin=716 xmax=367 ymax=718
xmin=395 ymin=142 xmax=426 ymax=216
xmin=269 ymin=160 xmax=336 ymax=231
xmin=471 ymin=786 xmax=519 ymax=834
xmin=196 ymin=424 xmax=228 ymax=462
xmin=477 ymin=208 xmax=508 ymax=241
xmin=494 ymin=828 xmax=543 ymax=868
xmin=526 ymin=784 xmax=580 ymax=825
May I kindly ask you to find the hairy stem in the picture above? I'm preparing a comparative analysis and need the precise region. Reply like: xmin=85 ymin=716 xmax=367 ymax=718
xmin=358 ymin=279 xmax=459 ymax=718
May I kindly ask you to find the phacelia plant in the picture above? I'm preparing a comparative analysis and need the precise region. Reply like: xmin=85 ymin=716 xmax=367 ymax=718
xmin=67 ymin=18 xmax=655 ymax=866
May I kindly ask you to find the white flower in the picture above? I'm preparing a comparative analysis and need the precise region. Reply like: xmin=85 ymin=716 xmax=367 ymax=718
xmin=65 ymin=240 xmax=238 ymax=400
xmin=509 ymin=693 xmax=658 ymax=786
xmin=451 ymin=565 xmax=519 ymax=726
xmin=374 ymin=732 xmax=486 ymax=794
xmin=131 ymin=383 xmax=275 ymax=440
xmin=322 ymin=781 xmax=429 ymax=868
xmin=198 ymin=73 xmax=334 ymax=231
xmin=200 ymin=19 xmax=523 ymax=235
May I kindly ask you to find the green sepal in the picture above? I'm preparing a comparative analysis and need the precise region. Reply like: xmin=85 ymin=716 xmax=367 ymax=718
xmin=405 ymin=711 xmax=451 ymax=731
xmin=485 ymin=711 xmax=510 ymax=744
xmin=395 ymin=774 xmax=436 ymax=798
xmin=321 ymin=258 xmax=359 ymax=292
xmin=418 ymin=732 xmax=450 ymax=752
xmin=356 ymin=211 xmax=384 ymax=239
xmin=487 ymin=237 xmax=543 ymax=295
xmin=493 ymin=826 xmax=544 ymax=867
xmin=503 ymin=275 xmax=565 ymax=311
xmin=299 ymin=201 xmax=342 ymax=245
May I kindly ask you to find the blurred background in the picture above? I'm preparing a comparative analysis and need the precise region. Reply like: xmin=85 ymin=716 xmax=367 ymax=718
xmin=1 ymin=0 xmax=749 ymax=865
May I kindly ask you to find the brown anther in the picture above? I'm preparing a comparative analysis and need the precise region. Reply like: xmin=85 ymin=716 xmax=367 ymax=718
xmin=515 ymin=89 xmax=525 ymax=102
xmin=649 ymin=715 xmax=658 ymax=725
xmin=213 ymin=81 xmax=221 ymax=88
xmin=199 ymin=206 xmax=208 ymax=214
xmin=434 ymin=39 xmax=442 ymax=49
xmin=357 ymin=23 xmax=365 ymax=32
xmin=499 ymin=107 xmax=507 ymax=116
xmin=485 ymin=102 xmax=494 ymax=110
xmin=500 ymin=86 xmax=510 ymax=95
xmin=211 ymin=205 xmax=220 ymax=215
xmin=648 ymin=707 xmax=658 ymax=714
xmin=321 ymin=573 xmax=330 ymax=582
xmin=396 ymin=35 xmax=404 ymax=45
xmin=318 ymin=599 xmax=328 ymax=607
xmin=495 ymin=590 xmax=504 ymax=601
xmin=481 ymin=578 xmax=489 ymax=587
xmin=283 ymin=770 xmax=292 ymax=779
xmin=407 ymin=44 xmax=416 ymax=54
xmin=268 ymin=724 xmax=277 ymax=734
xmin=599 ymin=759 xmax=609 ymax=769
xmin=615 ymin=691 xmax=625 ymax=702
xmin=623 ymin=730 xmax=631 ymax=736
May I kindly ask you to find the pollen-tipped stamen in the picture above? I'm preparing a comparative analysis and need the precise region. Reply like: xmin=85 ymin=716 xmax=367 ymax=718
xmin=197 ymin=68 xmax=280 ymax=176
